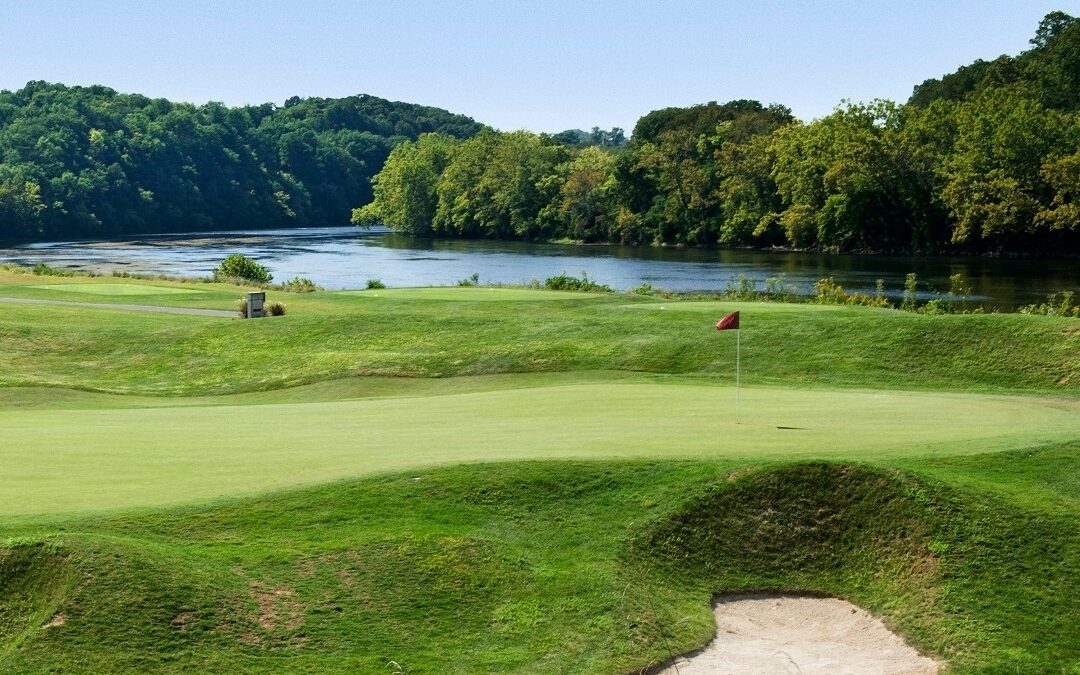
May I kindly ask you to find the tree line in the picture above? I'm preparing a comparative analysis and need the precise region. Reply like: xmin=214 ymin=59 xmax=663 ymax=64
xmin=358 ymin=12 xmax=1080 ymax=254
xmin=0 ymin=82 xmax=483 ymax=242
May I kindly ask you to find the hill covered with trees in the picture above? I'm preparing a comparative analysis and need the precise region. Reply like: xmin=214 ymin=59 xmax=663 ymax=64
xmin=0 ymin=82 xmax=483 ymax=242
xmin=359 ymin=12 xmax=1080 ymax=255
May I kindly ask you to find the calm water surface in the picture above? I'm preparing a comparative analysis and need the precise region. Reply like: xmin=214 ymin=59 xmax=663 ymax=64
xmin=1 ymin=227 xmax=1076 ymax=310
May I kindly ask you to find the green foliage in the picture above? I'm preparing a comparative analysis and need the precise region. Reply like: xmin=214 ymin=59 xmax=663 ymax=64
xmin=811 ymin=277 xmax=892 ymax=308
xmin=901 ymin=272 xmax=919 ymax=312
xmin=366 ymin=278 xmax=386 ymax=289
xmin=280 ymin=276 xmax=319 ymax=293
xmin=213 ymin=254 xmax=272 ymax=284
xmin=30 ymin=262 xmax=73 ymax=277
xmin=0 ymin=82 xmax=483 ymax=242
xmin=357 ymin=13 xmax=1080 ymax=256
xmin=542 ymin=271 xmax=612 ymax=293
xmin=265 ymin=301 xmax=286 ymax=316
xmin=456 ymin=273 xmax=480 ymax=287
xmin=1018 ymin=291 xmax=1080 ymax=317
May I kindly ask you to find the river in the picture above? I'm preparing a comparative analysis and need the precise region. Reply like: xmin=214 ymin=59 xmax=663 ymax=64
xmin=1 ymin=226 xmax=1076 ymax=310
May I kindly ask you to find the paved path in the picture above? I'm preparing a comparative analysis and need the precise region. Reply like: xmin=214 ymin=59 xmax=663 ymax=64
xmin=0 ymin=296 xmax=236 ymax=317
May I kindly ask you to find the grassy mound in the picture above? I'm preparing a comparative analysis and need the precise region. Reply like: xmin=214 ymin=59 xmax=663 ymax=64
xmin=634 ymin=463 xmax=935 ymax=582
xmin=0 ymin=543 xmax=73 ymax=653
xmin=2 ymin=452 xmax=1078 ymax=672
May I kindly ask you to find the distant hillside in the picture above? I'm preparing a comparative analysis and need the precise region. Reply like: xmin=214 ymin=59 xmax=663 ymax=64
xmin=0 ymin=82 xmax=484 ymax=242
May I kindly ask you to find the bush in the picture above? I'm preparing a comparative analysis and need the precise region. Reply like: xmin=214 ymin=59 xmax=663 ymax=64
xmin=634 ymin=282 xmax=654 ymax=295
xmin=543 ymin=271 xmax=612 ymax=293
xmin=214 ymin=254 xmax=272 ymax=284
xmin=812 ymin=277 xmax=892 ymax=308
xmin=31 ymin=262 xmax=73 ymax=277
xmin=366 ymin=278 xmax=386 ymax=289
xmin=1018 ymin=291 xmax=1080 ymax=317
xmin=722 ymin=274 xmax=758 ymax=301
xmin=457 ymin=273 xmax=480 ymax=287
xmin=900 ymin=272 xmax=918 ymax=312
xmin=266 ymin=301 xmax=286 ymax=316
xmin=236 ymin=298 xmax=249 ymax=318
xmin=280 ymin=277 xmax=319 ymax=293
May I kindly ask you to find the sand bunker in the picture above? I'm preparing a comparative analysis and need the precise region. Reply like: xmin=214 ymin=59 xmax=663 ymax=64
xmin=658 ymin=594 xmax=938 ymax=674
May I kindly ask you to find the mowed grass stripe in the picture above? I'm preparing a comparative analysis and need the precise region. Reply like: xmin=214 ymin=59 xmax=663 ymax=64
xmin=2 ymin=381 xmax=1077 ymax=516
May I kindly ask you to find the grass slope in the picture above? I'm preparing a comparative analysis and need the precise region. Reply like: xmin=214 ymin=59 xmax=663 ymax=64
xmin=0 ymin=275 xmax=1077 ymax=395
xmin=2 ymin=451 xmax=1078 ymax=673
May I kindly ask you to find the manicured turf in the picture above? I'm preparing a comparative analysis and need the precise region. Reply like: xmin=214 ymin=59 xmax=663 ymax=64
xmin=0 ymin=277 xmax=1077 ymax=395
xmin=0 ymin=274 xmax=1077 ymax=673
xmin=29 ymin=282 xmax=206 ymax=296
xmin=1 ymin=377 xmax=1077 ymax=516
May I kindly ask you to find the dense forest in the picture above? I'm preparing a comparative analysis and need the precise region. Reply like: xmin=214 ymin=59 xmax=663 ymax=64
xmin=3 ymin=12 xmax=1080 ymax=255
xmin=358 ymin=12 xmax=1080 ymax=254
xmin=0 ymin=83 xmax=482 ymax=242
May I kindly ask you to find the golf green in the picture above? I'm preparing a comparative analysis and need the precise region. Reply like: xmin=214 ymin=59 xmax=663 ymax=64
xmin=2 ymin=378 xmax=1076 ymax=516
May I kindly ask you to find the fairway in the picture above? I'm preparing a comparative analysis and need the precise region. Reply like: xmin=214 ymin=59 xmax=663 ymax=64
xmin=2 ymin=377 xmax=1077 ymax=516
xmin=30 ymin=282 xmax=205 ymax=295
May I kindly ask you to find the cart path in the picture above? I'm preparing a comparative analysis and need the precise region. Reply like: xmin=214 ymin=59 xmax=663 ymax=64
xmin=0 ymin=296 xmax=235 ymax=317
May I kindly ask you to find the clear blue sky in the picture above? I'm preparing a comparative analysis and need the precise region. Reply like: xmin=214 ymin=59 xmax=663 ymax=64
xmin=4 ymin=1 xmax=1077 ymax=133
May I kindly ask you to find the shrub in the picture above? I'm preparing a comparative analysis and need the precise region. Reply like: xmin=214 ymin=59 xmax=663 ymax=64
xmin=280 ymin=276 xmax=319 ymax=293
xmin=543 ymin=271 xmax=612 ymax=293
xmin=31 ymin=262 xmax=73 ymax=277
xmin=366 ymin=278 xmax=386 ymax=289
xmin=763 ymin=274 xmax=797 ymax=303
xmin=634 ymin=282 xmax=654 ymax=295
xmin=1018 ymin=291 xmax=1080 ymax=317
xmin=722 ymin=275 xmax=758 ymax=301
xmin=457 ymin=273 xmax=480 ymax=287
xmin=813 ymin=277 xmax=892 ymax=308
xmin=900 ymin=272 xmax=918 ymax=312
xmin=214 ymin=254 xmax=272 ymax=284
xmin=236 ymin=298 xmax=249 ymax=318
xmin=266 ymin=301 xmax=286 ymax=316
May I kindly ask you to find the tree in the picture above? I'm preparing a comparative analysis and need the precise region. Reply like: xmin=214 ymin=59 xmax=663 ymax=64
xmin=352 ymin=133 xmax=458 ymax=235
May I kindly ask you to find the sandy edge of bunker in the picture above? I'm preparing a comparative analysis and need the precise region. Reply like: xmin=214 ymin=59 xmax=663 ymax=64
xmin=656 ymin=594 xmax=940 ymax=675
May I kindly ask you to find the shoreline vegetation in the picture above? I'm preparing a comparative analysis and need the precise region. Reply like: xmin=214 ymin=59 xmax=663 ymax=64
xmin=356 ymin=12 xmax=1080 ymax=257
xmin=4 ymin=261 xmax=1076 ymax=317
xmin=2 ymin=13 xmax=1079 ymax=259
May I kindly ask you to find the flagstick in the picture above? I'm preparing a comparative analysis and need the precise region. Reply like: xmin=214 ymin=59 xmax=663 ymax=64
xmin=735 ymin=327 xmax=741 ymax=424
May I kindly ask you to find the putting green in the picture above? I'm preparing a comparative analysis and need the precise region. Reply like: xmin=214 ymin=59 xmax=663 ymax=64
xmin=31 ymin=282 xmax=204 ymax=295
xmin=2 ymin=379 xmax=1076 ymax=516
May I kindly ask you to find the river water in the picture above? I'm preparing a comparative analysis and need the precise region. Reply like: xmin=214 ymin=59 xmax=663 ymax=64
xmin=1 ymin=226 xmax=1076 ymax=310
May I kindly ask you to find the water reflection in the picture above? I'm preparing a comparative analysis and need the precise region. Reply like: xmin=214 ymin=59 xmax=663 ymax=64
xmin=1 ymin=226 xmax=1076 ymax=310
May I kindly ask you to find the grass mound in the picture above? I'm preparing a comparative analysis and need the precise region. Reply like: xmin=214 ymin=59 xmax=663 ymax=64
xmin=0 ymin=543 xmax=73 ymax=651
xmin=633 ymin=463 xmax=935 ymax=582
xmin=2 ymin=453 xmax=1078 ymax=672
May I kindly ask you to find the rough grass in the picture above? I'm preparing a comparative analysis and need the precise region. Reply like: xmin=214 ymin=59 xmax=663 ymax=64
xmin=0 ymin=278 xmax=1076 ymax=395
xmin=2 ymin=451 xmax=1078 ymax=673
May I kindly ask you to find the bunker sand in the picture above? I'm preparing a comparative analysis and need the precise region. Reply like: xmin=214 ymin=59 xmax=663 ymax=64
xmin=659 ymin=594 xmax=938 ymax=674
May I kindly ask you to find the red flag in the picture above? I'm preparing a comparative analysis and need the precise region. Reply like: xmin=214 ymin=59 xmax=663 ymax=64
xmin=715 ymin=311 xmax=740 ymax=330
